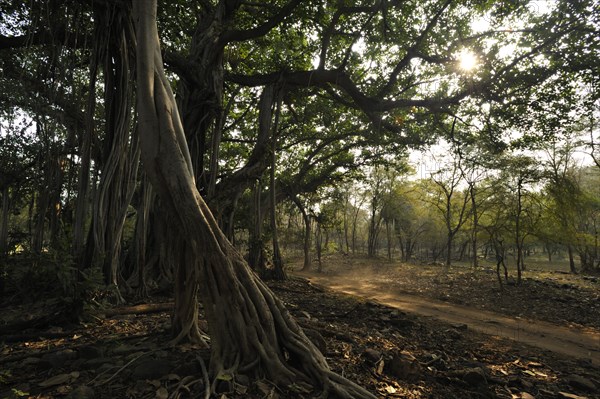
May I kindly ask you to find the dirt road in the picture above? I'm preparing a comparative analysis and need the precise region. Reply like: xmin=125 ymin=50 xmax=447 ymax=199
xmin=304 ymin=273 xmax=600 ymax=365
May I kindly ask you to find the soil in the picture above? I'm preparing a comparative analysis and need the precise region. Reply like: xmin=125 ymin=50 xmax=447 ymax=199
xmin=1 ymin=255 xmax=599 ymax=399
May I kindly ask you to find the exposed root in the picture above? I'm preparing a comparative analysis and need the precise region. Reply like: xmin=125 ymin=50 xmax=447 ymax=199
xmin=196 ymin=355 xmax=211 ymax=399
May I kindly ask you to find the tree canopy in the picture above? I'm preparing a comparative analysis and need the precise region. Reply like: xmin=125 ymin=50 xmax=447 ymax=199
xmin=1 ymin=0 xmax=599 ymax=396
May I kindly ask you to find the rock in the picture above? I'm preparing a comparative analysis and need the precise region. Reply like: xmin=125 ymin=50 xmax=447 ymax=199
xmin=390 ymin=318 xmax=414 ymax=329
xmin=362 ymin=349 xmax=382 ymax=364
xmin=78 ymin=345 xmax=104 ymax=360
xmin=113 ymin=344 xmax=136 ymax=355
xmin=567 ymin=374 xmax=597 ymax=392
xmin=236 ymin=374 xmax=250 ymax=386
xmin=42 ymin=349 xmax=78 ymax=368
xmin=444 ymin=328 xmax=462 ymax=340
xmin=216 ymin=379 xmax=233 ymax=394
xmin=519 ymin=393 xmax=535 ymax=399
xmin=66 ymin=385 xmax=95 ymax=399
xmin=22 ymin=357 xmax=41 ymax=366
xmin=384 ymin=351 xmax=421 ymax=381
xmin=462 ymin=367 xmax=487 ymax=387
xmin=424 ymin=353 xmax=447 ymax=371
xmin=81 ymin=357 xmax=111 ymax=370
xmin=132 ymin=358 xmax=172 ymax=379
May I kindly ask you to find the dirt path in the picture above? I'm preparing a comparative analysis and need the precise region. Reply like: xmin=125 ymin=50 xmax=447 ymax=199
xmin=303 ymin=273 xmax=600 ymax=365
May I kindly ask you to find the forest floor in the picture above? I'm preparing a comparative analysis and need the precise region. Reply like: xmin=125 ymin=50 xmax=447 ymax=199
xmin=0 ymin=254 xmax=599 ymax=399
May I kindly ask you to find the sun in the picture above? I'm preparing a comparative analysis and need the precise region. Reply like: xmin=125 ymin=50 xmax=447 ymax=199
xmin=458 ymin=49 xmax=478 ymax=72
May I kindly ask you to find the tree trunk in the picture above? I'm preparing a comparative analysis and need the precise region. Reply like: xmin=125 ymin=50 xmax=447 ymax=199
xmin=248 ymin=179 xmax=267 ymax=274
xmin=343 ymin=195 xmax=350 ymax=253
xmin=316 ymin=221 xmax=323 ymax=273
xmin=134 ymin=177 xmax=152 ymax=297
xmin=567 ymin=245 xmax=577 ymax=273
xmin=133 ymin=4 xmax=375 ymax=396
xmin=386 ymin=219 xmax=393 ymax=261
xmin=0 ymin=187 xmax=9 ymax=298
xmin=91 ymin=6 xmax=140 ymax=302
xmin=445 ymin=231 xmax=453 ymax=269
xmin=72 ymin=48 xmax=98 ymax=265
xmin=291 ymin=195 xmax=312 ymax=271
xmin=470 ymin=185 xmax=478 ymax=268
xmin=0 ymin=187 xmax=9 ymax=257
xmin=269 ymin=91 xmax=285 ymax=280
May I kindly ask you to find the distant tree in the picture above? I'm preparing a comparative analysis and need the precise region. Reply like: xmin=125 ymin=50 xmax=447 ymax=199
xmin=426 ymin=150 xmax=471 ymax=268
xmin=498 ymin=155 xmax=542 ymax=283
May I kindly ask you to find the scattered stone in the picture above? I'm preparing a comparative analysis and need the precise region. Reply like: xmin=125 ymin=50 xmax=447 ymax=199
xmin=78 ymin=345 xmax=104 ymax=360
xmin=216 ymin=379 xmax=233 ymax=394
xmin=444 ymin=328 xmax=462 ymax=340
xmin=462 ymin=367 xmax=487 ymax=387
xmin=390 ymin=318 xmax=414 ymax=329
xmin=567 ymin=374 xmax=597 ymax=392
xmin=424 ymin=353 xmax=447 ymax=371
xmin=235 ymin=374 xmax=250 ymax=386
xmin=38 ymin=372 xmax=79 ymax=387
xmin=22 ymin=357 xmax=41 ymax=366
xmin=81 ymin=357 xmax=111 ymax=370
xmin=362 ymin=348 xmax=382 ymax=364
xmin=385 ymin=351 xmax=421 ymax=381
xmin=113 ymin=344 xmax=136 ymax=355
xmin=66 ymin=385 xmax=95 ymax=399
xmin=132 ymin=358 xmax=172 ymax=379
xmin=42 ymin=349 xmax=78 ymax=368
xmin=173 ymin=360 xmax=200 ymax=376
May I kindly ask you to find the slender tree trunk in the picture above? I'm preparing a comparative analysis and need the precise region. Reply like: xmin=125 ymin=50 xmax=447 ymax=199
xmin=32 ymin=188 xmax=49 ymax=255
xmin=470 ymin=185 xmax=478 ymax=268
xmin=48 ymin=154 xmax=64 ymax=250
xmin=0 ymin=187 xmax=9 ymax=298
xmin=0 ymin=187 xmax=9 ymax=257
xmin=135 ymin=177 xmax=152 ymax=297
xmin=386 ymin=219 xmax=393 ymax=261
xmin=567 ymin=245 xmax=577 ymax=273
xmin=315 ymin=221 xmax=323 ymax=273
xmin=133 ymin=5 xmax=375 ymax=396
xmin=515 ymin=183 xmax=523 ymax=284
xmin=291 ymin=196 xmax=311 ymax=271
xmin=343 ymin=195 xmax=350 ymax=253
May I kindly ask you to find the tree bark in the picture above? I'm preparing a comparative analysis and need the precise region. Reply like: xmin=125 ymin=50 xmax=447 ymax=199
xmin=0 ymin=187 xmax=9 ymax=257
xmin=290 ymin=195 xmax=312 ymax=271
xmin=269 ymin=91 xmax=286 ymax=280
xmin=0 ymin=187 xmax=9 ymax=298
xmin=133 ymin=3 xmax=375 ymax=396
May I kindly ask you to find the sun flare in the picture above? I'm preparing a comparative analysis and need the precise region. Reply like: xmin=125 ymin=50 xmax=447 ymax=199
xmin=458 ymin=49 xmax=478 ymax=72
